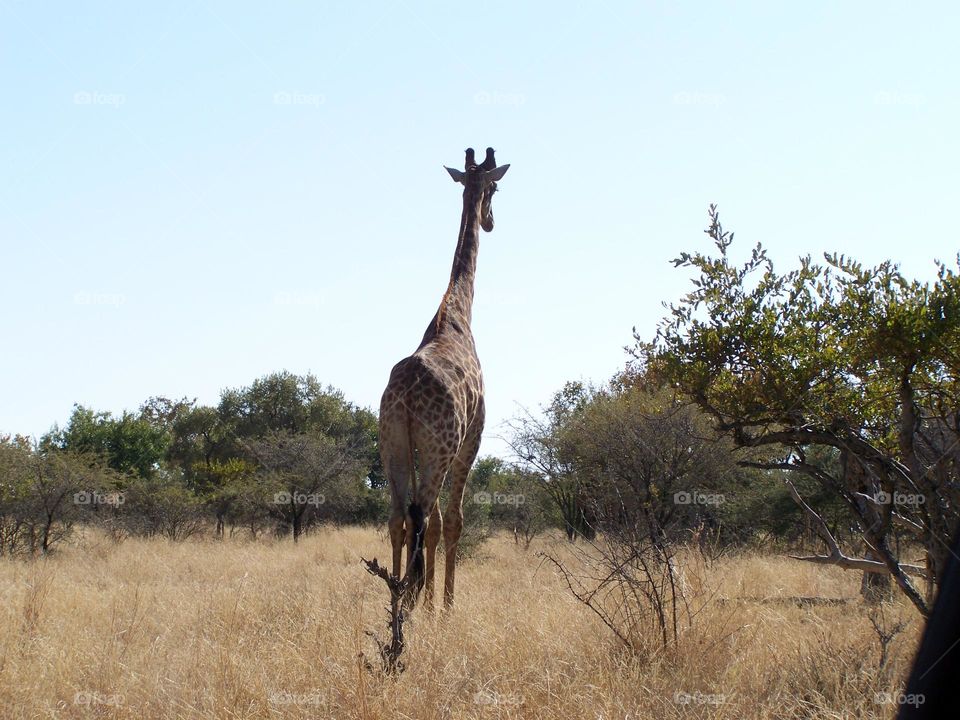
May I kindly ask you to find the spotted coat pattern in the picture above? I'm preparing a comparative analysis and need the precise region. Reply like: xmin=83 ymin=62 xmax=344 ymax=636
xmin=379 ymin=150 xmax=506 ymax=608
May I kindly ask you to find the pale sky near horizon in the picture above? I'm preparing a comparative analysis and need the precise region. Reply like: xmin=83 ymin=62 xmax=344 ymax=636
xmin=2 ymin=1 xmax=958 ymax=459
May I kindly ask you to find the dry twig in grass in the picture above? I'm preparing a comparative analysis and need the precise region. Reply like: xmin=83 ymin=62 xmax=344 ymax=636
xmin=360 ymin=556 xmax=407 ymax=674
xmin=542 ymin=530 xmax=718 ymax=655
xmin=868 ymin=604 xmax=909 ymax=672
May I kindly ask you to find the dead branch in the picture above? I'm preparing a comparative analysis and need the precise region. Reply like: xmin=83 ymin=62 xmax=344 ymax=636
xmin=360 ymin=557 xmax=407 ymax=674
xmin=783 ymin=480 xmax=929 ymax=579
xmin=852 ymin=492 xmax=926 ymax=535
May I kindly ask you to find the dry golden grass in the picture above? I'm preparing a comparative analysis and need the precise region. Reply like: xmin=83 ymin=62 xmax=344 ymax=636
xmin=0 ymin=528 xmax=921 ymax=719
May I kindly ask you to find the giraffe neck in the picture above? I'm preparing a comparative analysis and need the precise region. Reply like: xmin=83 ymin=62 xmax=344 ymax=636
xmin=420 ymin=186 xmax=484 ymax=345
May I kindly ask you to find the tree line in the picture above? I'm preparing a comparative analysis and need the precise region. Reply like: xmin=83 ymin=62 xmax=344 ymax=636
xmin=0 ymin=371 xmax=557 ymax=553
xmin=0 ymin=366 xmax=806 ymax=559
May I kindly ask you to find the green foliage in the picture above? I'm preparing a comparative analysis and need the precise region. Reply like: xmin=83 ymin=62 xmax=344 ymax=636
xmin=638 ymin=205 xmax=960 ymax=614
xmin=243 ymin=428 xmax=371 ymax=541
xmin=162 ymin=372 xmax=382 ymax=537
xmin=215 ymin=371 xmax=376 ymax=447
xmin=717 ymin=447 xmax=851 ymax=548
xmin=487 ymin=466 xmax=557 ymax=547
xmin=0 ymin=436 xmax=113 ymax=554
xmin=641 ymin=206 xmax=960 ymax=455
xmin=563 ymin=377 xmax=734 ymax=533
xmin=120 ymin=470 xmax=204 ymax=540
xmin=507 ymin=385 xmax=598 ymax=541
xmin=46 ymin=405 xmax=168 ymax=478
xmin=0 ymin=372 xmax=384 ymax=544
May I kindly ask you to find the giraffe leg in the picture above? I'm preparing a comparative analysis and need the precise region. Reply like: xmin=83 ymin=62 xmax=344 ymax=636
xmin=443 ymin=415 xmax=484 ymax=608
xmin=405 ymin=453 xmax=455 ymax=606
xmin=403 ymin=505 xmax=417 ymax=579
xmin=379 ymin=405 xmax=412 ymax=580
xmin=389 ymin=506 xmax=406 ymax=579
xmin=423 ymin=500 xmax=442 ymax=609
xmin=441 ymin=497 xmax=464 ymax=608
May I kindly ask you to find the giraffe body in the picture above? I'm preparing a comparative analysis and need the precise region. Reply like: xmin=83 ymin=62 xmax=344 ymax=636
xmin=379 ymin=148 xmax=508 ymax=608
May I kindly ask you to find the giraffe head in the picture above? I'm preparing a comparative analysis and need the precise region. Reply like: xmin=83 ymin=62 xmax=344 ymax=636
xmin=444 ymin=147 xmax=509 ymax=232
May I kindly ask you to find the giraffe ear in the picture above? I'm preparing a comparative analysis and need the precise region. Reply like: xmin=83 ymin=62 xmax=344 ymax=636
xmin=483 ymin=164 xmax=510 ymax=182
xmin=444 ymin=166 xmax=466 ymax=183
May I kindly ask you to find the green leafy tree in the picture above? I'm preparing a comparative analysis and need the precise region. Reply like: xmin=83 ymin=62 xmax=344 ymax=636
xmin=639 ymin=205 xmax=960 ymax=615
xmin=560 ymin=374 xmax=744 ymax=543
xmin=165 ymin=373 xmax=382 ymax=530
xmin=218 ymin=372 xmax=380 ymax=486
xmin=1 ymin=436 xmax=111 ymax=554
xmin=0 ymin=436 xmax=34 ymax=554
xmin=120 ymin=469 xmax=204 ymax=540
xmin=506 ymin=383 xmax=595 ymax=541
xmin=487 ymin=465 xmax=555 ymax=548
xmin=245 ymin=430 xmax=369 ymax=542
xmin=198 ymin=457 xmax=254 ymax=537
xmin=47 ymin=405 xmax=168 ymax=479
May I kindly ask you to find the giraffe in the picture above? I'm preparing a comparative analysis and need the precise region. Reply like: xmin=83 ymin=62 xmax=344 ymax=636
xmin=378 ymin=147 xmax=509 ymax=609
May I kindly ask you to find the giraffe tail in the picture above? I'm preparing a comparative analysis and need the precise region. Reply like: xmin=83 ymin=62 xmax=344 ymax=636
xmin=403 ymin=501 xmax=426 ymax=607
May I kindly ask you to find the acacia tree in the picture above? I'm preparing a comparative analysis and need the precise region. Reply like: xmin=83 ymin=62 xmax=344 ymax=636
xmin=488 ymin=466 xmax=555 ymax=549
xmin=1 ymin=436 xmax=110 ymax=554
xmin=559 ymin=375 xmax=743 ymax=542
xmin=166 ymin=373 xmax=381 ymax=531
xmin=245 ymin=430 xmax=368 ymax=542
xmin=464 ymin=457 xmax=555 ymax=549
xmin=46 ymin=404 xmax=168 ymax=478
xmin=0 ymin=437 xmax=33 ymax=554
xmin=506 ymin=382 xmax=595 ymax=541
xmin=639 ymin=205 xmax=960 ymax=615
xmin=167 ymin=405 xmax=246 ymax=536
xmin=519 ymin=375 xmax=751 ymax=652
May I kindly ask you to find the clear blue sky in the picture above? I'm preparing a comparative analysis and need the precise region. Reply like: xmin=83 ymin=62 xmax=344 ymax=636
xmin=2 ymin=1 xmax=957 ymax=457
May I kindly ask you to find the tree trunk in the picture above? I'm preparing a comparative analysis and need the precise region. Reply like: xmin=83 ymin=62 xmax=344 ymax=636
xmin=41 ymin=511 xmax=54 ymax=554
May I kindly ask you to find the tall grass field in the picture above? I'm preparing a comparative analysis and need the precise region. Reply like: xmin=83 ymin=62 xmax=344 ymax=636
xmin=0 ymin=528 xmax=920 ymax=719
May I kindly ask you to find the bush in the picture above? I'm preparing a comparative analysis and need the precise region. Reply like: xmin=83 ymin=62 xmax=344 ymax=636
xmin=119 ymin=471 xmax=204 ymax=540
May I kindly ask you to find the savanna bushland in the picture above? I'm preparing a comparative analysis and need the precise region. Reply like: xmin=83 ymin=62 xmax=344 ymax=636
xmin=2 ymin=208 xmax=956 ymax=719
